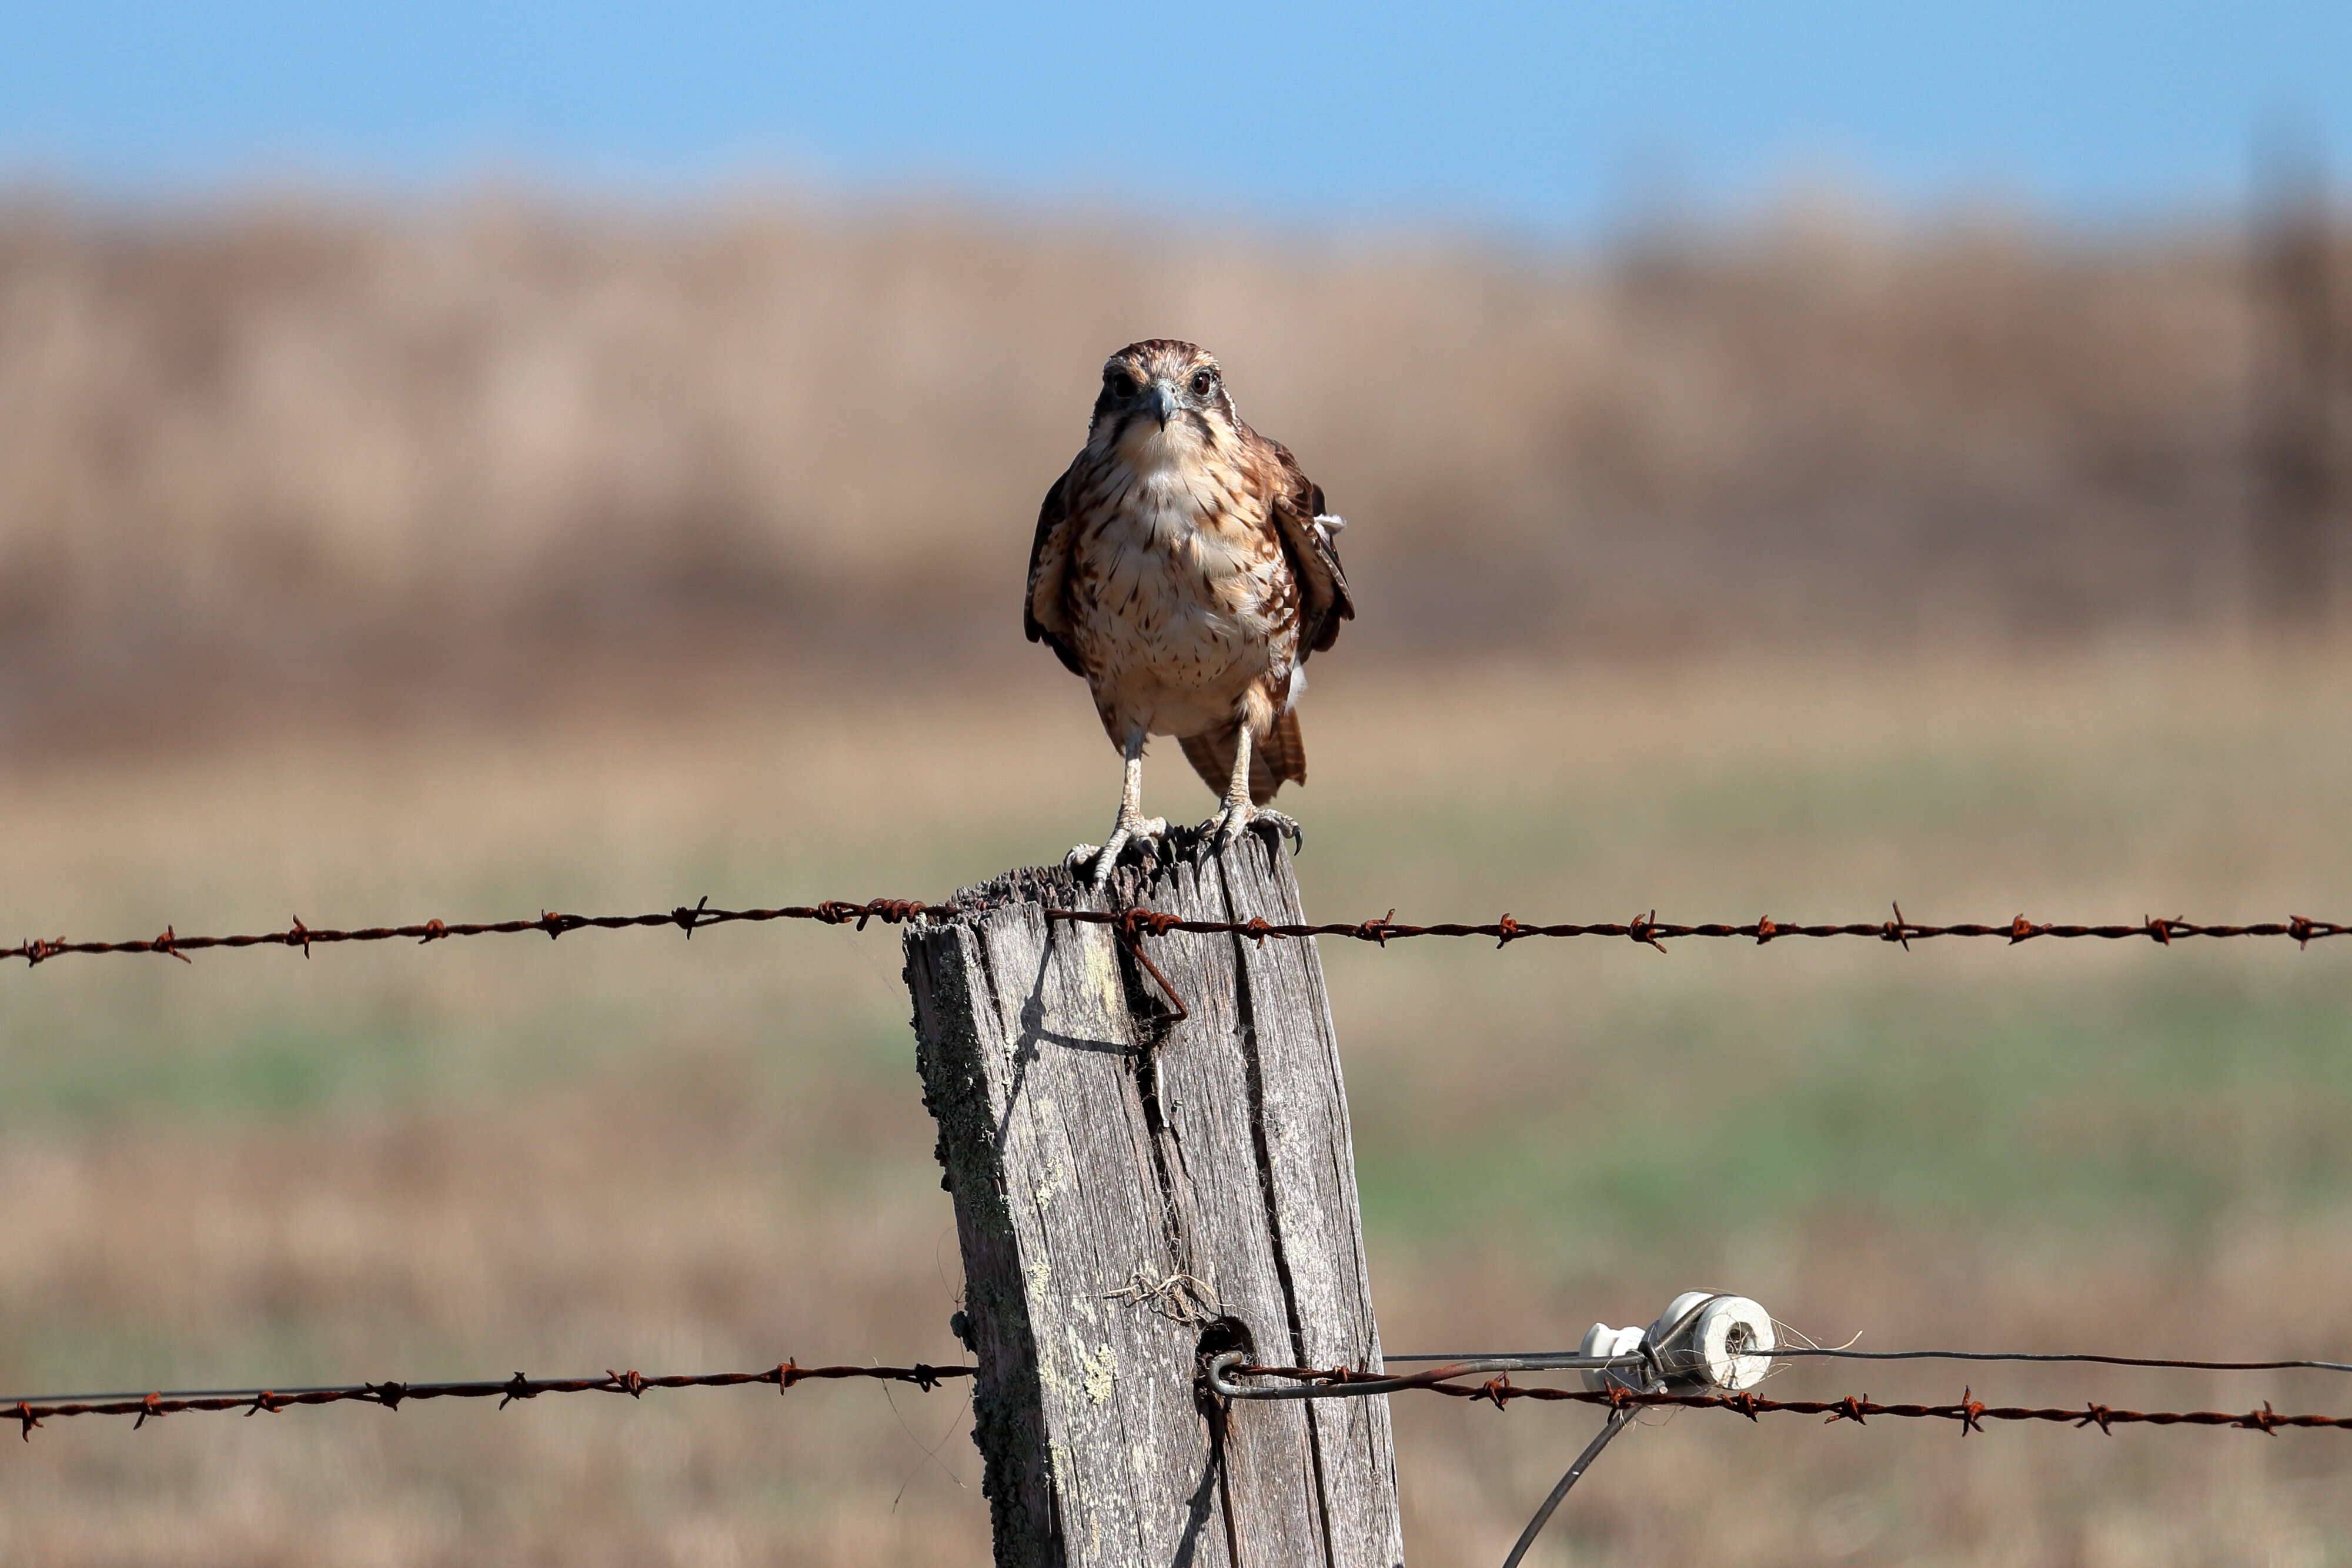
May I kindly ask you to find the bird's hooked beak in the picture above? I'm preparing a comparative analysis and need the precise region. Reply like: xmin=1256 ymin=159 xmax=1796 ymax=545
xmin=1147 ymin=380 xmax=1177 ymax=429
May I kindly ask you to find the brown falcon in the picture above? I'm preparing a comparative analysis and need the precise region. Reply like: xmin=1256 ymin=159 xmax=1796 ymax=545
xmin=1025 ymin=339 xmax=1353 ymax=885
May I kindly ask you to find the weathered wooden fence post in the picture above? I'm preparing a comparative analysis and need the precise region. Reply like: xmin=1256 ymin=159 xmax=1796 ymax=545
xmin=902 ymin=830 xmax=1403 ymax=1568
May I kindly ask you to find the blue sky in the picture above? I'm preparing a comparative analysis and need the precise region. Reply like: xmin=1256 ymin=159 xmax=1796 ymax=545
xmin=0 ymin=1 xmax=2343 ymax=232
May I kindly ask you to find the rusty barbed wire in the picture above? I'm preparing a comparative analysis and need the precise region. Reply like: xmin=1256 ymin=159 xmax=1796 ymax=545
xmin=2 ymin=897 xmax=961 ymax=968
xmin=1217 ymin=1365 xmax=2352 ymax=1435
xmin=6 ymin=896 xmax=2345 ymax=969
xmin=1061 ymin=904 xmax=2352 ymax=951
xmin=4 ymin=1359 xmax=971 ymax=1439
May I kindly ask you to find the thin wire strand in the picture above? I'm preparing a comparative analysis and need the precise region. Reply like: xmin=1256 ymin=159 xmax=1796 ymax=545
xmin=1755 ymin=1347 xmax=2352 ymax=1374
xmin=1500 ymin=1400 xmax=1646 ymax=1568
xmin=1387 ymin=1347 xmax=2352 ymax=1374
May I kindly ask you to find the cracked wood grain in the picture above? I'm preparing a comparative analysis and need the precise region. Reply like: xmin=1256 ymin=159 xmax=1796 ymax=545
xmin=903 ymin=830 xmax=1402 ymax=1568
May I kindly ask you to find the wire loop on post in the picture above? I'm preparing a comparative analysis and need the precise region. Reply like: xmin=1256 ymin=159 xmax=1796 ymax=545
xmin=1207 ymin=1350 xmax=1652 ymax=1402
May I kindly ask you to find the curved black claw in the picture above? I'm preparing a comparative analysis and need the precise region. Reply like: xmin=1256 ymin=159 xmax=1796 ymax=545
xmin=1250 ymin=810 xmax=1304 ymax=855
xmin=1206 ymin=805 xmax=1304 ymax=857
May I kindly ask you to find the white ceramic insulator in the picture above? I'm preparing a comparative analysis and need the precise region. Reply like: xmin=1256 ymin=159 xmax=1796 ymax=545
xmin=1578 ymin=1322 xmax=1645 ymax=1392
xmin=1688 ymin=1296 xmax=1775 ymax=1391
xmin=1648 ymin=1292 xmax=1716 ymax=1342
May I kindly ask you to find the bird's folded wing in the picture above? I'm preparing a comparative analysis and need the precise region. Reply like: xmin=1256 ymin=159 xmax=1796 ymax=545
xmin=1262 ymin=442 xmax=1355 ymax=656
xmin=1024 ymin=466 xmax=1085 ymax=676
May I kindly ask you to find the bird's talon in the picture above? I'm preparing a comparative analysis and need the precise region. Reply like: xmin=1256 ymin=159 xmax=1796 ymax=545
xmin=1252 ymin=810 xmax=1304 ymax=854
xmin=1205 ymin=804 xmax=1304 ymax=856
xmin=1088 ymin=832 xmax=1130 ymax=890
xmin=1083 ymin=817 xmax=1170 ymax=888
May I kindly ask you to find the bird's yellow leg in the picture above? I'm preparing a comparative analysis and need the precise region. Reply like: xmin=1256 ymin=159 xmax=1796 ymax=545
xmin=1068 ymin=731 xmax=1168 ymax=888
xmin=1210 ymin=724 xmax=1302 ymax=854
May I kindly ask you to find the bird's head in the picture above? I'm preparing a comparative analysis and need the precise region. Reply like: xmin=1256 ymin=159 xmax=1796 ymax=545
xmin=1088 ymin=340 xmax=1238 ymax=459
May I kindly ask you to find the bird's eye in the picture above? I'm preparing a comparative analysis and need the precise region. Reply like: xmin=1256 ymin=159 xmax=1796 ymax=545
xmin=1190 ymin=370 xmax=1217 ymax=397
xmin=1104 ymin=370 xmax=1137 ymax=398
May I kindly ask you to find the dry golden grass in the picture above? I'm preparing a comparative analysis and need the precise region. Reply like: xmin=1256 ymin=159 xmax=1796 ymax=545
xmin=2 ymin=641 xmax=2350 ymax=1563
xmin=0 ymin=191 xmax=2307 ymax=744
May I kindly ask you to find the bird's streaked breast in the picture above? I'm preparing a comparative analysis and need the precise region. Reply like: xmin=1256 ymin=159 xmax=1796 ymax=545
xmin=1065 ymin=444 xmax=1297 ymax=701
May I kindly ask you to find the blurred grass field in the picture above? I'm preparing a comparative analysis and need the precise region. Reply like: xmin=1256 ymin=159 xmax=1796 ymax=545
xmin=2 ymin=640 xmax=2350 ymax=1565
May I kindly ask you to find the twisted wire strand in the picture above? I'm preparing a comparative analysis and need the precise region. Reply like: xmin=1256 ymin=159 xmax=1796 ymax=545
xmin=1218 ymin=1366 xmax=2352 ymax=1434
xmin=17 ymin=1345 xmax=2351 ymax=1443
xmin=5 ymin=1360 xmax=970 ymax=1439
xmin=8 ymin=897 xmax=2344 ymax=968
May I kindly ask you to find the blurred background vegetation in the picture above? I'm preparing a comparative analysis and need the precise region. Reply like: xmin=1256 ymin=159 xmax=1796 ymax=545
xmin=0 ymin=190 xmax=2306 ymax=747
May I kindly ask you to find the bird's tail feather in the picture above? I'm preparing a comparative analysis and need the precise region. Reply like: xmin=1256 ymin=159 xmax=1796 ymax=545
xmin=1258 ymin=707 xmax=1306 ymax=800
xmin=1180 ymin=710 xmax=1305 ymax=807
